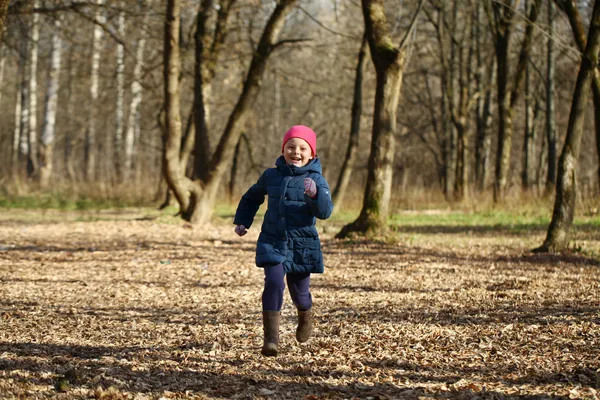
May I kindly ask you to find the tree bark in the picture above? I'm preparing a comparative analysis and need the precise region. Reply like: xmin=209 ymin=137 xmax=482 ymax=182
xmin=0 ymin=0 xmax=9 ymax=43
xmin=336 ymin=0 xmax=423 ymax=238
xmin=332 ymin=33 xmax=367 ymax=208
xmin=522 ymin=0 xmax=535 ymax=190
xmin=85 ymin=0 xmax=105 ymax=182
xmin=546 ymin=0 xmax=557 ymax=194
xmin=115 ymin=1 xmax=125 ymax=181
xmin=13 ymin=41 xmax=25 ymax=171
xmin=0 ymin=51 xmax=5 ymax=105
xmin=163 ymin=0 xmax=192 ymax=212
xmin=535 ymin=0 xmax=600 ymax=252
xmin=39 ymin=18 xmax=63 ymax=188
xmin=27 ymin=0 xmax=40 ymax=179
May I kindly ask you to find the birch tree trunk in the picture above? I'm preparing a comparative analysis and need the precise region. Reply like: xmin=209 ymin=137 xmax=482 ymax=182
xmin=536 ymin=0 xmax=600 ymax=252
xmin=39 ymin=18 xmax=63 ymax=188
xmin=337 ymin=0 xmax=424 ymax=238
xmin=27 ymin=1 xmax=40 ymax=179
xmin=16 ymin=27 xmax=30 ymax=174
xmin=332 ymin=33 xmax=367 ymax=208
xmin=86 ymin=0 xmax=105 ymax=181
xmin=125 ymin=0 xmax=152 ymax=179
xmin=115 ymin=1 xmax=125 ymax=181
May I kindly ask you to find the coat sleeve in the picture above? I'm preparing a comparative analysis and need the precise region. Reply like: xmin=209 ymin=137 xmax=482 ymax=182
xmin=304 ymin=174 xmax=334 ymax=220
xmin=234 ymin=173 xmax=267 ymax=229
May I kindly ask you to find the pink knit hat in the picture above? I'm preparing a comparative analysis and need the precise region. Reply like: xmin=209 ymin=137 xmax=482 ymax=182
xmin=281 ymin=125 xmax=317 ymax=156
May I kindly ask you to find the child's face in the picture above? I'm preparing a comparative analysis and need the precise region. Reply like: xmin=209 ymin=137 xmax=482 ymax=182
xmin=283 ymin=138 xmax=313 ymax=167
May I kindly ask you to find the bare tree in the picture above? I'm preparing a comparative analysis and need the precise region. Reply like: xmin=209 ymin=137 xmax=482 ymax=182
xmin=164 ymin=0 xmax=299 ymax=224
xmin=85 ymin=0 xmax=105 ymax=181
xmin=39 ymin=17 xmax=63 ymax=187
xmin=554 ymin=0 xmax=600 ymax=193
xmin=337 ymin=0 xmax=424 ymax=238
xmin=489 ymin=0 xmax=541 ymax=202
xmin=535 ymin=0 xmax=600 ymax=252
xmin=332 ymin=33 xmax=367 ymax=208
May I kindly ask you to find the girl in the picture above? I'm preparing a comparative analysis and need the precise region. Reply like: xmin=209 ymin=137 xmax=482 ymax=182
xmin=234 ymin=125 xmax=334 ymax=356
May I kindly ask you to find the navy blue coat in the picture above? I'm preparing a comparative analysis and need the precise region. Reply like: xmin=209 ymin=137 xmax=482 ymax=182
xmin=234 ymin=156 xmax=334 ymax=274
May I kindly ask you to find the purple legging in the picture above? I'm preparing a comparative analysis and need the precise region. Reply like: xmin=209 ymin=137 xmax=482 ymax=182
xmin=262 ymin=263 xmax=312 ymax=312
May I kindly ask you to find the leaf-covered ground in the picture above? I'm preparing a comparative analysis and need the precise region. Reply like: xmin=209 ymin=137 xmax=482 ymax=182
xmin=0 ymin=209 xmax=599 ymax=399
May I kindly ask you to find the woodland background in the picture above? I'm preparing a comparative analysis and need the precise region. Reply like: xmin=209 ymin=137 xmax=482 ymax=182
xmin=1 ymin=2 xmax=600 ymax=398
xmin=0 ymin=1 xmax=598 ymax=196
xmin=0 ymin=0 xmax=599 ymax=244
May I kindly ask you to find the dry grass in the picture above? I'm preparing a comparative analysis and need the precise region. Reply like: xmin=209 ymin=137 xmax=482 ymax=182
xmin=0 ymin=209 xmax=598 ymax=399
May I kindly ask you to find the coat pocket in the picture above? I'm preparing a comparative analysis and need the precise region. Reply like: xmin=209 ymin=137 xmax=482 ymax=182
xmin=292 ymin=237 xmax=321 ymax=266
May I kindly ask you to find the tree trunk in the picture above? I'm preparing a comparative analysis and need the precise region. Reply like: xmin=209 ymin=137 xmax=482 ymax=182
xmin=535 ymin=0 xmax=600 ymax=252
xmin=27 ymin=0 xmax=40 ymax=179
xmin=555 ymin=0 xmax=600 ymax=193
xmin=125 ymin=1 xmax=152 ymax=179
xmin=476 ymin=56 xmax=495 ymax=192
xmin=332 ymin=33 xmax=367 ymax=208
xmin=64 ymin=46 xmax=77 ymax=182
xmin=522 ymin=0 xmax=535 ymax=190
xmin=546 ymin=0 xmax=557 ymax=195
xmin=337 ymin=0 xmax=423 ymax=238
xmin=193 ymin=0 xmax=236 ymax=183
xmin=115 ymin=1 xmax=125 ymax=181
xmin=85 ymin=0 xmax=105 ymax=181
xmin=39 ymin=18 xmax=63 ymax=188
xmin=492 ymin=0 xmax=541 ymax=202
xmin=0 ymin=50 xmax=5 ymax=105
xmin=13 ymin=42 xmax=25 ymax=171
xmin=163 ymin=0 xmax=192 ymax=212
xmin=0 ymin=0 xmax=9 ymax=42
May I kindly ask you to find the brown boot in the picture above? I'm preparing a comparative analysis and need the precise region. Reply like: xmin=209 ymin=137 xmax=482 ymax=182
xmin=261 ymin=311 xmax=280 ymax=356
xmin=296 ymin=309 xmax=312 ymax=343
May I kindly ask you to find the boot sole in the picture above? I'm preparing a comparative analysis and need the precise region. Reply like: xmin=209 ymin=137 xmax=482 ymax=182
xmin=261 ymin=343 xmax=278 ymax=357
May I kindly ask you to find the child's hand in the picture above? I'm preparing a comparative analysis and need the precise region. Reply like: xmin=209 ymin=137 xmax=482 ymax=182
xmin=234 ymin=225 xmax=247 ymax=236
xmin=304 ymin=177 xmax=317 ymax=198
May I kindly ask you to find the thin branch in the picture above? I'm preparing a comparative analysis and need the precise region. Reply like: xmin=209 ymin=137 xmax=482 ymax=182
xmin=399 ymin=0 xmax=425 ymax=51
xmin=272 ymin=37 xmax=312 ymax=50
xmin=298 ymin=5 xmax=359 ymax=40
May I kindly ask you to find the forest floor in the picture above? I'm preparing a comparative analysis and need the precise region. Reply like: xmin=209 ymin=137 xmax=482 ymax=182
xmin=0 ymin=208 xmax=599 ymax=399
